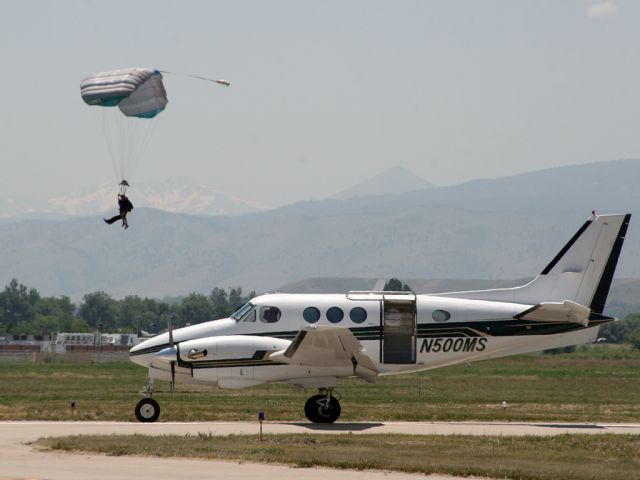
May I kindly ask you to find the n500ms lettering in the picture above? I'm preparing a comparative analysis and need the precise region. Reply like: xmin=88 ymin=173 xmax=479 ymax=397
xmin=420 ymin=337 xmax=487 ymax=354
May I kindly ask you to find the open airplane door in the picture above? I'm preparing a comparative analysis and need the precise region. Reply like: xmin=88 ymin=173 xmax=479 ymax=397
xmin=346 ymin=290 xmax=417 ymax=365
xmin=383 ymin=294 xmax=417 ymax=364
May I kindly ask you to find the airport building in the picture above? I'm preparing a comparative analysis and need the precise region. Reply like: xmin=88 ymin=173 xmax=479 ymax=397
xmin=0 ymin=332 xmax=141 ymax=362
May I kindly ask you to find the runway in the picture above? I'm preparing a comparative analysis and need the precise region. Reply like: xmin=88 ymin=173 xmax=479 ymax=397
xmin=1 ymin=421 xmax=639 ymax=480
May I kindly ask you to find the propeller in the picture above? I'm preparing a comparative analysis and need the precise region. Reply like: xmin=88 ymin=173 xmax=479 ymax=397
xmin=168 ymin=314 xmax=176 ymax=395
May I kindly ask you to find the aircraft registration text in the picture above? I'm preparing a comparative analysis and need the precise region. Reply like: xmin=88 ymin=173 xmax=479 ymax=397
xmin=420 ymin=337 xmax=487 ymax=354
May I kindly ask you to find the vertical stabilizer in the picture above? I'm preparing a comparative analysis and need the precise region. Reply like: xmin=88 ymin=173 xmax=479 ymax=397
xmin=435 ymin=214 xmax=631 ymax=312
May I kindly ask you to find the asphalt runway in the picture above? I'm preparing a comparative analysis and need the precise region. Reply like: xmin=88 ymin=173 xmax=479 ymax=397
xmin=2 ymin=421 xmax=639 ymax=480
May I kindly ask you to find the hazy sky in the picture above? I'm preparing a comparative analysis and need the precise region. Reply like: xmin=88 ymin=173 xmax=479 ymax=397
xmin=2 ymin=0 xmax=638 ymax=207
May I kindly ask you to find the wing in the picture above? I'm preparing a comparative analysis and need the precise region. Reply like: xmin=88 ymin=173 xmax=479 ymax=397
xmin=269 ymin=326 xmax=378 ymax=382
xmin=515 ymin=300 xmax=591 ymax=327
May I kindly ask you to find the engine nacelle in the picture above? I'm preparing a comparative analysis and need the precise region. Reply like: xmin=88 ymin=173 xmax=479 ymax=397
xmin=178 ymin=335 xmax=291 ymax=362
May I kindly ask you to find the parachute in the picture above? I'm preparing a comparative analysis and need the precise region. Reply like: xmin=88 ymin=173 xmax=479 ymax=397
xmin=80 ymin=68 xmax=169 ymax=191
xmin=81 ymin=68 xmax=229 ymax=194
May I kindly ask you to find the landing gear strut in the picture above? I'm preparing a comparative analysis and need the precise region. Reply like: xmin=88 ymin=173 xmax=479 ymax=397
xmin=304 ymin=388 xmax=341 ymax=423
xmin=135 ymin=379 xmax=160 ymax=423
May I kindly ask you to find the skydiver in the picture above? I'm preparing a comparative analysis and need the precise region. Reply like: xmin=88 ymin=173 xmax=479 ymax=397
xmin=104 ymin=193 xmax=133 ymax=229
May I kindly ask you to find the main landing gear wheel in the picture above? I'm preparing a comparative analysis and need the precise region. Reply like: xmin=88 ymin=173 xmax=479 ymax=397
xmin=304 ymin=394 xmax=341 ymax=423
xmin=135 ymin=398 xmax=160 ymax=423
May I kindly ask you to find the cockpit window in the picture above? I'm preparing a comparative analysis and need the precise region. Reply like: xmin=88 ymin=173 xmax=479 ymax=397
xmin=241 ymin=310 xmax=256 ymax=322
xmin=260 ymin=306 xmax=281 ymax=323
xmin=230 ymin=302 xmax=254 ymax=321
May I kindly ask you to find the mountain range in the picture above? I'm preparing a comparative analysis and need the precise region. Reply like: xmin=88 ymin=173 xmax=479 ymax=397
xmin=0 ymin=178 xmax=266 ymax=218
xmin=0 ymin=167 xmax=431 ymax=219
xmin=330 ymin=166 xmax=433 ymax=199
xmin=1 ymin=159 xmax=639 ymax=301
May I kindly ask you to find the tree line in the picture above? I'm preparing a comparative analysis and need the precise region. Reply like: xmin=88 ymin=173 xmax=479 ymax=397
xmin=0 ymin=279 xmax=254 ymax=337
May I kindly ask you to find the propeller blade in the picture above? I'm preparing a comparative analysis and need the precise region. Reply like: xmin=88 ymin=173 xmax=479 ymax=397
xmin=170 ymin=361 xmax=176 ymax=395
xmin=168 ymin=314 xmax=174 ymax=348
xmin=164 ymin=314 xmax=176 ymax=394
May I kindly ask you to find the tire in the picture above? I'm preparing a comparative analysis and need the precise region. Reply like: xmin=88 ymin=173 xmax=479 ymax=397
xmin=304 ymin=394 xmax=341 ymax=423
xmin=135 ymin=398 xmax=160 ymax=423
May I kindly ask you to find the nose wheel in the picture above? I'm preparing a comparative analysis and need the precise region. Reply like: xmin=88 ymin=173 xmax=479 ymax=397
xmin=135 ymin=398 xmax=160 ymax=422
xmin=304 ymin=389 xmax=341 ymax=423
xmin=135 ymin=379 xmax=160 ymax=423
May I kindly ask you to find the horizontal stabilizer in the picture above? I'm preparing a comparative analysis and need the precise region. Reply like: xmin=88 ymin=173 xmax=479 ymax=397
xmin=515 ymin=300 xmax=590 ymax=327
xmin=270 ymin=326 xmax=378 ymax=382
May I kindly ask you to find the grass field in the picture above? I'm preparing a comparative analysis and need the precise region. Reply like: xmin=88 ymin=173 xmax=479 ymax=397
xmin=34 ymin=433 xmax=640 ymax=480
xmin=2 ymin=345 xmax=640 ymax=422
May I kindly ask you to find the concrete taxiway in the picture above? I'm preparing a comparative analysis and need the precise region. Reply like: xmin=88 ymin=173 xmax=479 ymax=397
xmin=1 ymin=421 xmax=639 ymax=480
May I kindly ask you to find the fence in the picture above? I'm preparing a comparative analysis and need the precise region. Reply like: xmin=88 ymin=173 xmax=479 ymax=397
xmin=0 ymin=350 xmax=130 ymax=363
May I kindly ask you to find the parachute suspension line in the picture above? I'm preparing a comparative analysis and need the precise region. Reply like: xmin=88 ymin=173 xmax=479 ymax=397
xmin=158 ymin=70 xmax=231 ymax=87
xmin=116 ymin=112 xmax=128 ymax=181
xmin=127 ymin=116 xmax=158 ymax=182
xmin=99 ymin=108 xmax=159 ymax=185
xmin=99 ymin=109 xmax=124 ymax=184
xmin=131 ymin=117 xmax=158 ymax=179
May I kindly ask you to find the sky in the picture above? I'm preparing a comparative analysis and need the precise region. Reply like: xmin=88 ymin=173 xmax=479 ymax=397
xmin=2 ymin=0 xmax=639 ymax=207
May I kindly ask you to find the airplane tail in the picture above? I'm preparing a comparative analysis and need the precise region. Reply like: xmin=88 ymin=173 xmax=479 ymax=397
xmin=435 ymin=213 xmax=631 ymax=313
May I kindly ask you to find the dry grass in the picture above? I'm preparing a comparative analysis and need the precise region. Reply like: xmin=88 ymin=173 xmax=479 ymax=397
xmin=34 ymin=433 xmax=640 ymax=480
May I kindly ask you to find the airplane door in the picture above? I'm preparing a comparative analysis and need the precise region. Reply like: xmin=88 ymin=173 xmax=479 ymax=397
xmin=383 ymin=298 xmax=416 ymax=364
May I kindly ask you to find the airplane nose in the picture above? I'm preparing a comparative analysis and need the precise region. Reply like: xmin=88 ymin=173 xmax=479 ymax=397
xmin=129 ymin=351 xmax=150 ymax=367
xmin=129 ymin=341 xmax=154 ymax=367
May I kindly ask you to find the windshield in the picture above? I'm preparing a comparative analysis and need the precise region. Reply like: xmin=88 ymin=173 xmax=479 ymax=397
xmin=230 ymin=302 xmax=254 ymax=321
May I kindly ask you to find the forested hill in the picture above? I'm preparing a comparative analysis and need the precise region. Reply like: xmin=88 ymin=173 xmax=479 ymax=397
xmin=0 ymin=159 xmax=639 ymax=298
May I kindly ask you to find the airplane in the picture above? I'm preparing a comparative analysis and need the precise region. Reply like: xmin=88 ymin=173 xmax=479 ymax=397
xmin=129 ymin=213 xmax=630 ymax=423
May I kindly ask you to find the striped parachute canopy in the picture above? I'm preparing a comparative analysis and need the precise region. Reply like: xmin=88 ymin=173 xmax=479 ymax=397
xmin=80 ymin=68 xmax=168 ymax=119
xmin=81 ymin=68 xmax=168 ymax=185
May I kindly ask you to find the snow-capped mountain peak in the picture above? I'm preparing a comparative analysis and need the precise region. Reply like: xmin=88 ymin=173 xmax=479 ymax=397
xmin=2 ymin=178 xmax=267 ymax=218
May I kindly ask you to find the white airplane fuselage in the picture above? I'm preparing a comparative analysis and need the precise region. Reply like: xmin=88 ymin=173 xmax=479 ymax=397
xmin=128 ymin=213 xmax=629 ymax=422
xmin=130 ymin=292 xmax=601 ymax=388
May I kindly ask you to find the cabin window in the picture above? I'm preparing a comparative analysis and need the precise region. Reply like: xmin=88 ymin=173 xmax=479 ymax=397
xmin=350 ymin=307 xmax=367 ymax=324
xmin=326 ymin=307 xmax=344 ymax=323
xmin=260 ymin=306 xmax=281 ymax=323
xmin=432 ymin=309 xmax=451 ymax=322
xmin=303 ymin=307 xmax=320 ymax=324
